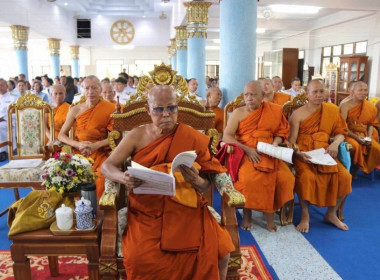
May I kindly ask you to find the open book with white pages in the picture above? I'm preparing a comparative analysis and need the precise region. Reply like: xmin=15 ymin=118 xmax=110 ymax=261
xmin=302 ymin=148 xmax=337 ymax=166
xmin=128 ymin=150 xmax=197 ymax=196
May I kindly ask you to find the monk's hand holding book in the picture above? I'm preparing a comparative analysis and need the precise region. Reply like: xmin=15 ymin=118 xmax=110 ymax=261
xmin=122 ymin=170 xmax=144 ymax=190
xmin=294 ymin=150 xmax=312 ymax=163
xmin=363 ymin=136 xmax=372 ymax=146
xmin=326 ymin=142 xmax=339 ymax=158
xmin=178 ymin=165 xmax=209 ymax=194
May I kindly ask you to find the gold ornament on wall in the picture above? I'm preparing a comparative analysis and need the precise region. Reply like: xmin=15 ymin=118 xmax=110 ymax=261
xmin=110 ymin=20 xmax=135 ymax=45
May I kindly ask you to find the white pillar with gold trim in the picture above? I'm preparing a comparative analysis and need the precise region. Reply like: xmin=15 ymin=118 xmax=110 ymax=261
xmin=48 ymin=38 xmax=61 ymax=79
xmin=10 ymin=25 xmax=29 ymax=80
xmin=70 ymin=45 xmax=80 ymax=78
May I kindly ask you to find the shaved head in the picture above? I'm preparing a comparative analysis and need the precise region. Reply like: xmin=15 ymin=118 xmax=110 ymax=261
xmin=52 ymin=84 xmax=65 ymax=94
xmin=148 ymin=85 xmax=176 ymax=105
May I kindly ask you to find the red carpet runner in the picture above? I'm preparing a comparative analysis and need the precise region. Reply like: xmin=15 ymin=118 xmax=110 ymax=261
xmin=0 ymin=245 xmax=272 ymax=279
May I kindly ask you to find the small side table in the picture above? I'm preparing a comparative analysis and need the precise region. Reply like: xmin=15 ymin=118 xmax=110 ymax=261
xmin=9 ymin=227 xmax=100 ymax=280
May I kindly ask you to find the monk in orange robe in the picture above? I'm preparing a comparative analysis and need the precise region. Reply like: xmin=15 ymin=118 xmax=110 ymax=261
xmin=259 ymin=78 xmax=291 ymax=106
xmin=340 ymin=81 xmax=380 ymax=175
xmin=45 ymin=85 xmax=69 ymax=141
xmin=101 ymin=85 xmax=234 ymax=280
xmin=59 ymin=76 xmax=115 ymax=198
xmin=223 ymin=81 xmax=294 ymax=232
xmin=289 ymin=79 xmax=352 ymax=233
xmin=45 ymin=85 xmax=70 ymax=140
xmin=205 ymin=87 xmax=224 ymax=138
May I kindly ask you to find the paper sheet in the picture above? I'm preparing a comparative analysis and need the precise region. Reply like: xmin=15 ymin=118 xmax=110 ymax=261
xmin=0 ymin=158 xmax=43 ymax=169
xmin=302 ymin=148 xmax=337 ymax=166
xmin=257 ymin=142 xmax=294 ymax=164
xmin=128 ymin=161 xmax=175 ymax=196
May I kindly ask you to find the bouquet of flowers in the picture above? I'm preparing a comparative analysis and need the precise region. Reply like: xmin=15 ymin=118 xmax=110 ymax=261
xmin=41 ymin=153 xmax=96 ymax=193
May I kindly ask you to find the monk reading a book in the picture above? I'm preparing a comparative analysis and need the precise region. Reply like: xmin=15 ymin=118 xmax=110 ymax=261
xmin=289 ymin=79 xmax=352 ymax=233
xmin=101 ymin=85 xmax=234 ymax=280
xmin=222 ymin=80 xmax=294 ymax=232
xmin=58 ymin=75 xmax=115 ymax=198
xmin=340 ymin=81 xmax=380 ymax=177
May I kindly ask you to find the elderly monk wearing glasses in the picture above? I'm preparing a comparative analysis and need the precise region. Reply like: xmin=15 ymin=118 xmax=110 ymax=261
xmin=101 ymin=85 xmax=234 ymax=280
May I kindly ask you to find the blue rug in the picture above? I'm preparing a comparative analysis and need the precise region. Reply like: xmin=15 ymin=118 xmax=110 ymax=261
xmin=293 ymin=170 xmax=380 ymax=280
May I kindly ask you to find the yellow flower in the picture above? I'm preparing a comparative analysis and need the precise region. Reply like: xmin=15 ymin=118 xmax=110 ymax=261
xmin=77 ymin=169 xmax=83 ymax=175
xmin=73 ymin=176 xmax=79 ymax=182
xmin=50 ymin=186 xmax=56 ymax=191
xmin=55 ymin=166 xmax=60 ymax=171
xmin=88 ymin=158 xmax=94 ymax=164
xmin=59 ymin=188 xmax=64 ymax=194
xmin=67 ymin=185 xmax=72 ymax=190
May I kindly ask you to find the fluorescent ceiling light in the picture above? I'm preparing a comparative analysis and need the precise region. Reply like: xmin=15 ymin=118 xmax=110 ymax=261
xmin=256 ymin=28 xmax=266 ymax=34
xmin=64 ymin=2 xmax=68 ymax=6
xmin=269 ymin=5 xmax=321 ymax=14
xmin=113 ymin=45 xmax=135 ymax=50
xmin=206 ymin=46 xmax=220 ymax=51
xmin=213 ymin=39 xmax=220 ymax=44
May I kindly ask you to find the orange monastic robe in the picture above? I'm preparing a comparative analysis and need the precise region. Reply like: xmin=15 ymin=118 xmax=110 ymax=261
xmin=234 ymin=101 xmax=294 ymax=212
xmin=294 ymin=103 xmax=352 ymax=207
xmin=122 ymin=123 xmax=234 ymax=280
xmin=345 ymin=100 xmax=380 ymax=173
xmin=272 ymin=91 xmax=291 ymax=106
xmin=53 ymin=102 xmax=70 ymax=138
xmin=74 ymin=99 xmax=115 ymax=197
xmin=212 ymin=106 xmax=224 ymax=133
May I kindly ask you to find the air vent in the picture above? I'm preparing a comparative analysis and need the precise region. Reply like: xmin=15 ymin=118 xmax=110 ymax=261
xmin=77 ymin=19 xmax=91 ymax=39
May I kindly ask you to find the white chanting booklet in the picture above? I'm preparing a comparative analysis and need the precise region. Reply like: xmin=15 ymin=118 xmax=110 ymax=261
xmin=128 ymin=150 xmax=197 ymax=196
xmin=302 ymin=148 xmax=337 ymax=166
xmin=257 ymin=142 xmax=294 ymax=164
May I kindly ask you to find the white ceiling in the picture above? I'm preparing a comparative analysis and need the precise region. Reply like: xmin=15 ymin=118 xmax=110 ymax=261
xmin=1 ymin=0 xmax=380 ymax=48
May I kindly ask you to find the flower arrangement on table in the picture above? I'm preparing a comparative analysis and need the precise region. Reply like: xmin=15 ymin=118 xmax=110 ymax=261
xmin=41 ymin=153 xmax=96 ymax=194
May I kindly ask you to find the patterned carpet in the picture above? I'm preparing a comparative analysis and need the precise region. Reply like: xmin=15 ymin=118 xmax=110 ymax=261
xmin=0 ymin=245 xmax=272 ymax=280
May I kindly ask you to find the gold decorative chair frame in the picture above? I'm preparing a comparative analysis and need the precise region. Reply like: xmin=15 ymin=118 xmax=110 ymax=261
xmin=98 ymin=63 xmax=245 ymax=280
xmin=0 ymin=93 xmax=54 ymax=217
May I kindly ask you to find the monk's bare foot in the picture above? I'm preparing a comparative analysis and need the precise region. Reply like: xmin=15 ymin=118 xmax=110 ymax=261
xmin=264 ymin=212 xmax=277 ymax=232
xmin=296 ymin=212 xmax=310 ymax=233
xmin=324 ymin=213 xmax=349 ymax=231
xmin=241 ymin=209 xmax=253 ymax=230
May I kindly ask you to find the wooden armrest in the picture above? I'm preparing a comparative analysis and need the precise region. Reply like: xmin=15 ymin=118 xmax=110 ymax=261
xmin=219 ymin=141 xmax=235 ymax=154
xmin=108 ymin=131 xmax=121 ymax=151
xmin=278 ymin=142 xmax=299 ymax=151
xmin=0 ymin=141 xmax=9 ymax=149
xmin=210 ymin=173 xmax=245 ymax=208
xmin=99 ymin=192 xmax=118 ymax=210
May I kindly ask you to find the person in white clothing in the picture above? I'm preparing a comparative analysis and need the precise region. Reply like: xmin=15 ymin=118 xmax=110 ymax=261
xmin=115 ymin=77 xmax=135 ymax=105
xmin=187 ymin=78 xmax=202 ymax=101
xmin=284 ymin=77 xmax=302 ymax=98
xmin=0 ymin=78 xmax=17 ymax=161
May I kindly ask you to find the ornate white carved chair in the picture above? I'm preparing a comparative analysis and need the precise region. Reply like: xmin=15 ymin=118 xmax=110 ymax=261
xmin=0 ymin=93 xmax=54 ymax=216
xmin=98 ymin=63 xmax=245 ymax=280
